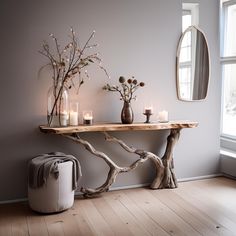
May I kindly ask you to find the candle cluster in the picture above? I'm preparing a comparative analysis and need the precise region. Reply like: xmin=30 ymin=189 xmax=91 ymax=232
xmin=143 ymin=106 xmax=169 ymax=123
xmin=67 ymin=102 xmax=94 ymax=126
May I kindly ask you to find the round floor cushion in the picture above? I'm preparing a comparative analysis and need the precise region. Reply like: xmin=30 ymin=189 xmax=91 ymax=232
xmin=28 ymin=161 xmax=74 ymax=213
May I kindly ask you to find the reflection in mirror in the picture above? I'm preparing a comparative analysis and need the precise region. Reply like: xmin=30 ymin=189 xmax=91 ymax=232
xmin=176 ymin=26 xmax=210 ymax=101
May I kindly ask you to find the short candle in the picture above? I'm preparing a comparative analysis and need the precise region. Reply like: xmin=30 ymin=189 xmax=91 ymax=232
xmin=144 ymin=107 xmax=153 ymax=115
xmin=158 ymin=110 xmax=168 ymax=122
xmin=83 ymin=111 xmax=93 ymax=125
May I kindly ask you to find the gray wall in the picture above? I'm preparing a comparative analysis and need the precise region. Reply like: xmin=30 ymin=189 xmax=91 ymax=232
xmin=0 ymin=0 xmax=220 ymax=201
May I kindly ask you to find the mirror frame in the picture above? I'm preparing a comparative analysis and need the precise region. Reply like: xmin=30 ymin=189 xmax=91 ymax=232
xmin=176 ymin=25 xmax=210 ymax=102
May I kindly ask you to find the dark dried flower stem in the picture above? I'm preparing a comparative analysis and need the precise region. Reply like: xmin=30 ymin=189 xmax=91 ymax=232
xmin=103 ymin=77 xmax=145 ymax=103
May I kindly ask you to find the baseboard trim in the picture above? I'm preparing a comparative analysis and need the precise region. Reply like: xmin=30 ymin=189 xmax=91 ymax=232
xmin=222 ymin=173 xmax=236 ymax=180
xmin=74 ymin=173 xmax=223 ymax=195
xmin=74 ymin=182 xmax=151 ymax=196
xmin=177 ymin=173 xmax=223 ymax=182
xmin=0 ymin=173 xmax=224 ymax=205
xmin=0 ymin=198 xmax=28 ymax=205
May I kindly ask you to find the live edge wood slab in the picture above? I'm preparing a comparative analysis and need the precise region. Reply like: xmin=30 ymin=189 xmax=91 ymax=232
xmin=39 ymin=121 xmax=198 ymax=197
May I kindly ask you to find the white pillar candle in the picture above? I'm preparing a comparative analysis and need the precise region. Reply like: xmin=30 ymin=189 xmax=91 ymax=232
xmin=59 ymin=112 xmax=68 ymax=126
xmin=69 ymin=101 xmax=79 ymax=126
xmin=69 ymin=111 xmax=79 ymax=126
xmin=158 ymin=110 xmax=168 ymax=122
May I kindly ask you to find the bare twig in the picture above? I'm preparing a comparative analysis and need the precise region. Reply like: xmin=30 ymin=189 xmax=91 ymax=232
xmin=39 ymin=28 xmax=109 ymax=126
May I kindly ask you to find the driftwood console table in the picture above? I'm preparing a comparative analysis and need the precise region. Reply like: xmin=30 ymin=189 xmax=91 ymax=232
xmin=39 ymin=121 xmax=198 ymax=197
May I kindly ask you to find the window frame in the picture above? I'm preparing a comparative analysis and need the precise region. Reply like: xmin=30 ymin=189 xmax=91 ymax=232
xmin=220 ymin=0 xmax=236 ymax=151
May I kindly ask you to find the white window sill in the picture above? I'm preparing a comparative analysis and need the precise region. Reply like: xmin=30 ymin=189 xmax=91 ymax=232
xmin=220 ymin=149 xmax=236 ymax=159
xmin=220 ymin=149 xmax=236 ymax=177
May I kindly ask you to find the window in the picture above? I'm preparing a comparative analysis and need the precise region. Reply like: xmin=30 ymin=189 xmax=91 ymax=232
xmin=221 ymin=0 xmax=236 ymax=143
xmin=182 ymin=3 xmax=199 ymax=31
xmin=182 ymin=10 xmax=192 ymax=32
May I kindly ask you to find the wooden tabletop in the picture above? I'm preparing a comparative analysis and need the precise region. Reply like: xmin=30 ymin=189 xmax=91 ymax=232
xmin=39 ymin=120 xmax=198 ymax=134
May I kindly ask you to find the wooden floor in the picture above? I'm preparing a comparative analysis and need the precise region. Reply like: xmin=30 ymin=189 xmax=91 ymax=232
xmin=1 ymin=177 xmax=236 ymax=236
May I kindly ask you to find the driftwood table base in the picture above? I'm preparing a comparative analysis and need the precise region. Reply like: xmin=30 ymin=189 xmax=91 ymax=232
xmin=39 ymin=121 xmax=198 ymax=198
xmin=63 ymin=129 xmax=180 ymax=197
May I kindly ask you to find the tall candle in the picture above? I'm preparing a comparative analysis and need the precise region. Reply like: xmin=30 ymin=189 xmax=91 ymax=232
xmin=158 ymin=110 xmax=168 ymax=122
xmin=69 ymin=101 xmax=79 ymax=126
xmin=70 ymin=111 xmax=78 ymax=126
xmin=60 ymin=112 xmax=68 ymax=126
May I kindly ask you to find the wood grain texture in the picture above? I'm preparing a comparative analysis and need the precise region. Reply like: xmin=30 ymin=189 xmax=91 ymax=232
xmin=39 ymin=120 xmax=198 ymax=134
xmin=1 ymin=177 xmax=236 ymax=236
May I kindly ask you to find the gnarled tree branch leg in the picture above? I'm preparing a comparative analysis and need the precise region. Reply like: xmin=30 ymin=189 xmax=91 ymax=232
xmin=63 ymin=133 xmax=122 ymax=197
xmin=159 ymin=129 xmax=180 ymax=189
xmin=62 ymin=129 xmax=180 ymax=197
xmin=63 ymin=133 xmax=152 ymax=197
xmin=63 ymin=132 xmax=166 ymax=197
xmin=104 ymin=132 xmax=165 ymax=189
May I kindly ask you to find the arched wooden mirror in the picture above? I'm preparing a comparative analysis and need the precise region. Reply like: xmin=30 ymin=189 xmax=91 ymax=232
xmin=176 ymin=26 xmax=210 ymax=101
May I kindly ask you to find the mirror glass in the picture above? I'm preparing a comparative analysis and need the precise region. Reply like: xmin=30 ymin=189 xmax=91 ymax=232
xmin=176 ymin=26 xmax=210 ymax=101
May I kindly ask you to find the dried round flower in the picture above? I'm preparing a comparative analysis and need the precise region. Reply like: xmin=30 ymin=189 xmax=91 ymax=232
xmin=127 ymin=79 xmax=132 ymax=84
xmin=140 ymin=82 xmax=145 ymax=87
xmin=119 ymin=76 xmax=126 ymax=83
xmin=60 ymin=62 xmax=65 ymax=67
xmin=132 ymin=79 xmax=138 ymax=85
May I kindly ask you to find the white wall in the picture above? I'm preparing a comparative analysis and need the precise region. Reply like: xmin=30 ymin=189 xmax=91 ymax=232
xmin=0 ymin=0 xmax=220 ymax=201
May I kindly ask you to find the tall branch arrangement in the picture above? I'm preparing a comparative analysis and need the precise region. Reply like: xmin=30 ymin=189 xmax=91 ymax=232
xmin=39 ymin=28 xmax=108 ymax=126
xmin=103 ymin=76 xmax=145 ymax=103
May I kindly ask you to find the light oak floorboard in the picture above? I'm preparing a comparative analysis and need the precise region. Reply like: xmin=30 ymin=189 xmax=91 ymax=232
xmin=174 ymin=180 xmax=236 ymax=235
xmin=190 ymin=177 xmax=236 ymax=209
xmin=125 ymin=188 xmax=201 ymax=236
xmin=91 ymin=197 xmax=134 ymax=236
xmin=8 ymin=203 xmax=29 ymax=236
xmin=26 ymin=210 xmax=48 ymax=236
xmin=0 ymin=177 xmax=236 ymax=236
xmin=151 ymin=189 xmax=220 ymax=236
xmin=75 ymin=198 xmax=115 ymax=236
xmin=110 ymin=191 xmax=170 ymax=236
xmin=70 ymin=201 xmax=95 ymax=236
xmin=104 ymin=191 xmax=151 ymax=236
xmin=0 ymin=204 xmax=13 ymax=236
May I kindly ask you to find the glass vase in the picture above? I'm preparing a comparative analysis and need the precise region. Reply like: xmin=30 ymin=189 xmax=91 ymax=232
xmin=121 ymin=101 xmax=134 ymax=124
xmin=47 ymin=84 xmax=69 ymax=127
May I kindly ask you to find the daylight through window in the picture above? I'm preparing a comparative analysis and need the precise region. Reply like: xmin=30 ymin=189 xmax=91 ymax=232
xmin=221 ymin=0 xmax=236 ymax=138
